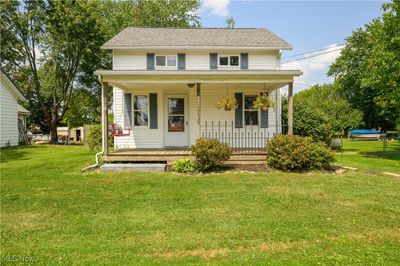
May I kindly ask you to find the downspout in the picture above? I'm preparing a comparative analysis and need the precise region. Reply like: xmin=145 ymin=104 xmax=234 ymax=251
xmin=81 ymin=150 xmax=103 ymax=172
xmin=81 ymin=75 xmax=104 ymax=172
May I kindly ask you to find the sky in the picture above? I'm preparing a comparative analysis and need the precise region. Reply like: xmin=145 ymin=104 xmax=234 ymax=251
xmin=200 ymin=0 xmax=384 ymax=94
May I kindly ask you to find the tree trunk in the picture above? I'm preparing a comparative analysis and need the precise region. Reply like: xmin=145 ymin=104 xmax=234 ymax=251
xmin=49 ymin=118 xmax=58 ymax=144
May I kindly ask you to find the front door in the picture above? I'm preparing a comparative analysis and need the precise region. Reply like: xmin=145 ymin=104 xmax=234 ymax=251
xmin=165 ymin=95 xmax=188 ymax=147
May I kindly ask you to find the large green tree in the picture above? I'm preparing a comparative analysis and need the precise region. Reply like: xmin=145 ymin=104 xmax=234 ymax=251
xmin=282 ymin=84 xmax=363 ymax=144
xmin=1 ymin=0 xmax=201 ymax=142
xmin=328 ymin=1 xmax=400 ymax=130
xmin=1 ymin=0 xmax=104 ymax=142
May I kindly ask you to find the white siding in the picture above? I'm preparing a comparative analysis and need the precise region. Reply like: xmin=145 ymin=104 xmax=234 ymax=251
xmin=113 ymin=85 xmax=168 ymax=149
xmin=186 ymin=52 xmax=210 ymax=70
xmin=112 ymin=50 xmax=279 ymax=71
xmin=113 ymin=51 xmax=146 ymax=70
xmin=113 ymin=84 xmax=280 ymax=149
xmin=0 ymin=81 xmax=19 ymax=147
xmin=248 ymin=53 xmax=278 ymax=70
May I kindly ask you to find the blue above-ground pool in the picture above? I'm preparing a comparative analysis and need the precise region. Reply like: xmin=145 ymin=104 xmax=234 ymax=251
xmin=350 ymin=129 xmax=383 ymax=140
xmin=351 ymin=129 xmax=380 ymax=135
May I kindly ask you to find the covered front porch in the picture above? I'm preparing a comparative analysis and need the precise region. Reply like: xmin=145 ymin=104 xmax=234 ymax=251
xmin=95 ymin=70 xmax=301 ymax=161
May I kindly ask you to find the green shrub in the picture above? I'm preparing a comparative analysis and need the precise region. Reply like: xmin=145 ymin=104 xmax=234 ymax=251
xmin=308 ymin=141 xmax=336 ymax=169
xmin=171 ymin=158 xmax=194 ymax=173
xmin=85 ymin=124 xmax=111 ymax=151
xmin=191 ymin=138 xmax=232 ymax=172
xmin=266 ymin=135 xmax=334 ymax=171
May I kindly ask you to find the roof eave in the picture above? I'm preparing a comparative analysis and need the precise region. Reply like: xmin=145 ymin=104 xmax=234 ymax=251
xmin=0 ymin=71 xmax=27 ymax=102
xmin=100 ymin=45 xmax=293 ymax=50
xmin=95 ymin=69 xmax=302 ymax=77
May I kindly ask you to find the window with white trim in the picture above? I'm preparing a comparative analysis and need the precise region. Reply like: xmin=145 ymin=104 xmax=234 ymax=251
xmin=219 ymin=55 xmax=239 ymax=67
xmin=155 ymin=55 xmax=177 ymax=68
xmin=133 ymin=95 xmax=148 ymax=126
xmin=244 ymin=95 xmax=258 ymax=126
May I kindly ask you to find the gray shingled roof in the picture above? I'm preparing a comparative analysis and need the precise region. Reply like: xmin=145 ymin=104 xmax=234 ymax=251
xmin=102 ymin=27 xmax=292 ymax=49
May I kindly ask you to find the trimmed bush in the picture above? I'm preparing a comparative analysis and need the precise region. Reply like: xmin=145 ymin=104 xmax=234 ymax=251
xmin=191 ymin=138 xmax=232 ymax=172
xmin=171 ymin=158 xmax=194 ymax=173
xmin=266 ymin=135 xmax=334 ymax=171
xmin=85 ymin=124 xmax=112 ymax=151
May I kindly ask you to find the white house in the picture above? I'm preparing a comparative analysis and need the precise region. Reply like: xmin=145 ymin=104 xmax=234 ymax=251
xmin=95 ymin=27 xmax=301 ymax=160
xmin=0 ymin=69 xmax=29 ymax=147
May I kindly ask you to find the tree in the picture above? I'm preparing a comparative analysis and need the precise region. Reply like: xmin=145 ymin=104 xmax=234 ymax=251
xmin=62 ymin=88 xmax=100 ymax=128
xmin=282 ymin=84 xmax=363 ymax=144
xmin=135 ymin=0 xmax=200 ymax=27
xmin=328 ymin=1 xmax=400 ymax=130
xmin=226 ymin=17 xmax=235 ymax=28
xmin=1 ymin=0 xmax=202 ymax=143
xmin=1 ymin=0 xmax=104 ymax=143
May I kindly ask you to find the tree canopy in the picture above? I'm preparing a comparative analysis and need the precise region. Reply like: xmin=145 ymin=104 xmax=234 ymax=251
xmin=328 ymin=1 xmax=400 ymax=130
xmin=0 ymin=0 xmax=201 ymax=141
xmin=283 ymin=84 xmax=363 ymax=144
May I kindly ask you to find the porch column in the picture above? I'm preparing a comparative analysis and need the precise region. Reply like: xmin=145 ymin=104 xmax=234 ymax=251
xmin=196 ymin=83 xmax=201 ymax=138
xmin=101 ymin=80 xmax=109 ymax=155
xmin=287 ymin=82 xmax=293 ymax=135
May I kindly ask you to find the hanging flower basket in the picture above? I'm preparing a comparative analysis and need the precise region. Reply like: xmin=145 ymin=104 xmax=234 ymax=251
xmin=215 ymin=94 xmax=238 ymax=111
xmin=253 ymin=95 xmax=276 ymax=110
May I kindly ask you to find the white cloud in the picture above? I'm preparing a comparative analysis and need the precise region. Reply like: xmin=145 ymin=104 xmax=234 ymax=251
xmin=281 ymin=44 xmax=344 ymax=94
xmin=202 ymin=0 xmax=230 ymax=17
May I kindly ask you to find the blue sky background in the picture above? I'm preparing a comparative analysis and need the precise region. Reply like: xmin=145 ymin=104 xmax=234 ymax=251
xmin=200 ymin=0 xmax=384 ymax=93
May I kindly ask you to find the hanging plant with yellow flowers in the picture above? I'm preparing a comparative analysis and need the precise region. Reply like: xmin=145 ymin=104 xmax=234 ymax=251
xmin=253 ymin=95 xmax=276 ymax=111
xmin=215 ymin=94 xmax=238 ymax=111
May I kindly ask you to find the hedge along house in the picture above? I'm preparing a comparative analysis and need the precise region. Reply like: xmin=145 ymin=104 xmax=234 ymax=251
xmin=95 ymin=27 xmax=301 ymax=163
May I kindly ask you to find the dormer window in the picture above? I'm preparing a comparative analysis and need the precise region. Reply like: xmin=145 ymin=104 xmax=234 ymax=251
xmin=156 ymin=55 xmax=177 ymax=69
xmin=219 ymin=55 xmax=240 ymax=67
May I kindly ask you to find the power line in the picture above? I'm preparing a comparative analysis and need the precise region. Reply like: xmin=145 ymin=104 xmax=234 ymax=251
xmin=282 ymin=47 xmax=343 ymax=64
xmin=282 ymin=43 xmax=345 ymax=59
xmin=294 ymin=82 xmax=314 ymax=87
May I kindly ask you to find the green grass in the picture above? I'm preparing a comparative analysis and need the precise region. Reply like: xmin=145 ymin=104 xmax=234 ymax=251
xmin=335 ymin=140 xmax=400 ymax=173
xmin=1 ymin=145 xmax=400 ymax=265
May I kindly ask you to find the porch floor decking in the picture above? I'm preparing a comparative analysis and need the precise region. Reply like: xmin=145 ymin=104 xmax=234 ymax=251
xmin=104 ymin=148 xmax=267 ymax=165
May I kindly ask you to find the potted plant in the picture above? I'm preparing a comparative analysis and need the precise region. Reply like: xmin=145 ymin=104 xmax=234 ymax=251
xmin=215 ymin=94 xmax=238 ymax=111
xmin=253 ymin=95 xmax=276 ymax=110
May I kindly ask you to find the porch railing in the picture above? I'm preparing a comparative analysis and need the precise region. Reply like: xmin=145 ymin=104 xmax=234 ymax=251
xmin=200 ymin=121 xmax=283 ymax=154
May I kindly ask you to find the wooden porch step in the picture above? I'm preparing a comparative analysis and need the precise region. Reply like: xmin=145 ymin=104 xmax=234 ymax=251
xmin=104 ymin=154 xmax=266 ymax=165
xmin=225 ymin=160 xmax=265 ymax=165
xmin=230 ymin=155 xmax=266 ymax=161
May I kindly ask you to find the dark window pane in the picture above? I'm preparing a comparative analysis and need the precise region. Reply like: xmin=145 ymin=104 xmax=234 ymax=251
xmin=134 ymin=111 xmax=148 ymax=126
xmin=230 ymin=56 xmax=239 ymax=66
xmin=245 ymin=111 xmax=258 ymax=126
xmin=156 ymin=56 xmax=166 ymax=66
xmin=219 ymin=57 xmax=228 ymax=66
xmin=134 ymin=96 xmax=148 ymax=111
xmin=244 ymin=96 xmax=257 ymax=110
xmin=168 ymin=116 xmax=184 ymax=132
xmin=168 ymin=98 xmax=184 ymax=115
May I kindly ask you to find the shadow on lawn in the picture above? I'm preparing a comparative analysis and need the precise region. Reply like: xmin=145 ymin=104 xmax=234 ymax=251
xmin=360 ymin=145 xmax=400 ymax=161
xmin=0 ymin=145 xmax=46 ymax=163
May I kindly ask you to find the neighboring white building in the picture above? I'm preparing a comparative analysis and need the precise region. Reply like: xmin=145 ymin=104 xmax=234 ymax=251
xmin=95 ymin=27 xmax=301 ymax=154
xmin=0 ymin=69 xmax=29 ymax=147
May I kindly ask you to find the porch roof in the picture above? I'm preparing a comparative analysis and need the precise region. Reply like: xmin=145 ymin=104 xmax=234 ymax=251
xmin=94 ymin=70 xmax=302 ymax=85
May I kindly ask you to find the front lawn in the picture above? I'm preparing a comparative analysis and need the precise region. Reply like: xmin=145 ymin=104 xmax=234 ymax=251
xmin=335 ymin=140 xmax=400 ymax=173
xmin=1 ymin=145 xmax=399 ymax=265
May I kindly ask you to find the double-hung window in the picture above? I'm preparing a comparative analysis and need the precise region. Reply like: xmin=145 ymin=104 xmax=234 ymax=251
xmin=219 ymin=55 xmax=239 ymax=67
xmin=134 ymin=95 xmax=148 ymax=126
xmin=244 ymin=95 xmax=258 ymax=126
xmin=155 ymin=55 xmax=177 ymax=68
